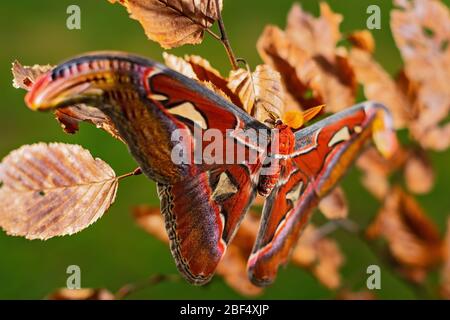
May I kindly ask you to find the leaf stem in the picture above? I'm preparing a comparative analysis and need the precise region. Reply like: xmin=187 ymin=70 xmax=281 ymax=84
xmin=117 ymin=167 xmax=142 ymax=181
xmin=214 ymin=0 xmax=238 ymax=70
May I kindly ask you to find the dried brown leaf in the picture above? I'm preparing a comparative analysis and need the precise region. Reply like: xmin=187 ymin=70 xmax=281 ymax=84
xmin=55 ymin=105 xmax=124 ymax=142
xmin=319 ymin=187 xmax=348 ymax=220
xmin=366 ymin=186 xmax=442 ymax=270
xmin=292 ymin=224 xmax=344 ymax=289
xmin=416 ymin=123 xmax=450 ymax=151
xmin=228 ymin=65 xmax=284 ymax=123
xmin=162 ymin=52 xmax=197 ymax=79
xmin=109 ymin=0 xmax=223 ymax=49
xmin=286 ymin=3 xmax=342 ymax=59
xmin=348 ymin=48 xmax=410 ymax=128
xmin=391 ymin=0 xmax=450 ymax=131
xmin=257 ymin=4 xmax=356 ymax=113
xmin=360 ymin=172 xmax=390 ymax=201
xmin=257 ymin=25 xmax=323 ymax=111
xmin=11 ymin=60 xmax=53 ymax=90
xmin=356 ymin=147 xmax=408 ymax=199
xmin=404 ymin=150 xmax=435 ymax=194
xmin=47 ymin=288 xmax=114 ymax=300
xmin=0 ymin=143 xmax=118 ymax=240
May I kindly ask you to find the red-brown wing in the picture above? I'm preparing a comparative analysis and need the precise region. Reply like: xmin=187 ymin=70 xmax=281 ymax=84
xmin=157 ymin=164 xmax=262 ymax=285
xmin=248 ymin=102 xmax=397 ymax=285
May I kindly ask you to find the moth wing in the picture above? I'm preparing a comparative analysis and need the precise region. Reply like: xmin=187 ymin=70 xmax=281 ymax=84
xmin=248 ymin=102 xmax=397 ymax=285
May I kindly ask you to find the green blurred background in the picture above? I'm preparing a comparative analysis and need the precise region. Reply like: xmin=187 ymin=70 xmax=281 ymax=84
xmin=0 ymin=0 xmax=449 ymax=299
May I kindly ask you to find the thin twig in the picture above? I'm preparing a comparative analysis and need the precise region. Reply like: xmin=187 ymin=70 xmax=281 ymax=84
xmin=115 ymin=274 xmax=180 ymax=300
xmin=214 ymin=0 xmax=238 ymax=70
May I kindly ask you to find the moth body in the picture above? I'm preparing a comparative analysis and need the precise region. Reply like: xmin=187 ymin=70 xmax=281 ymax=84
xmin=257 ymin=122 xmax=295 ymax=197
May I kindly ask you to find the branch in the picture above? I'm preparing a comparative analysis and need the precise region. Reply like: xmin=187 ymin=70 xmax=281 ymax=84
xmin=213 ymin=0 xmax=238 ymax=70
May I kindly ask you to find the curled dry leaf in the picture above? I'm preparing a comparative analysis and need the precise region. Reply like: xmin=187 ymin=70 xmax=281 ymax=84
xmin=257 ymin=3 xmax=356 ymax=113
xmin=54 ymin=105 xmax=124 ymax=143
xmin=291 ymin=224 xmax=344 ymax=289
xmin=366 ymin=186 xmax=442 ymax=275
xmin=287 ymin=2 xmax=357 ymax=111
xmin=109 ymin=0 xmax=223 ymax=49
xmin=47 ymin=288 xmax=115 ymax=300
xmin=228 ymin=65 xmax=284 ymax=123
xmin=12 ymin=61 xmax=122 ymax=141
xmin=132 ymin=206 xmax=263 ymax=296
xmin=257 ymin=25 xmax=323 ymax=111
xmin=391 ymin=0 xmax=450 ymax=132
xmin=404 ymin=150 xmax=435 ymax=194
xmin=318 ymin=186 xmax=348 ymax=220
xmin=441 ymin=217 xmax=450 ymax=299
xmin=348 ymin=48 xmax=410 ymax=129
xmin=0 ymin=143 xmax=118 ymax=240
